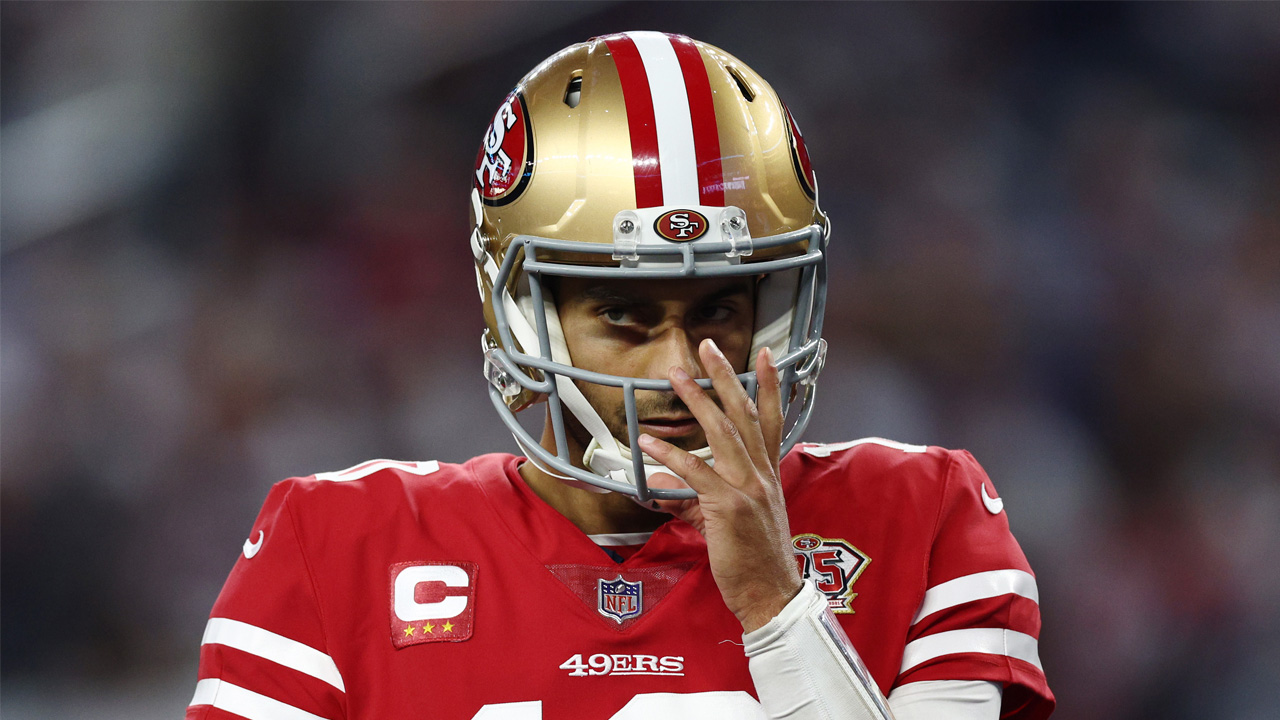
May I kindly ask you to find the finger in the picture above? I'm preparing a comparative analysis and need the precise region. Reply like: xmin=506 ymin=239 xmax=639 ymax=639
xmin=638 ymin=432 xmax=730 ymax=499
xmin=756 ymin=346 xmax=783 ymax=471
xmin=698 ymin=339 xmax=771 ymax=469
xmin=667 ymin=365 xmax=753 ymax=479
xmin=643 ymin=471 xmax=707 ymax=532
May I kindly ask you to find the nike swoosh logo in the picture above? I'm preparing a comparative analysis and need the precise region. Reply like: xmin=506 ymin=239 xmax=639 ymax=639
xmin=243 ymin=530 xmax=265 ymax=559
xmin=981 ymin=483 xmax=1004 ymax=515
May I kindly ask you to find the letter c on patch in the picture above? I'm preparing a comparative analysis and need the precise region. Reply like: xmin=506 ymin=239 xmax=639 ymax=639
xmin=394 ymin=565 xmax=469 ymax=622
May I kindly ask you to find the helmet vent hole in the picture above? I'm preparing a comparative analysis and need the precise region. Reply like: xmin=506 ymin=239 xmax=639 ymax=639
xmin=728 ymin=66 xmax=755 ymax=102
xmin=564 ymin=75 xmax=583 ymax=108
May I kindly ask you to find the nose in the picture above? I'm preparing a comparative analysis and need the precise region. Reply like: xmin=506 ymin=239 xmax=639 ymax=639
xmin=650 ymin=326 xmax=705 ymax=381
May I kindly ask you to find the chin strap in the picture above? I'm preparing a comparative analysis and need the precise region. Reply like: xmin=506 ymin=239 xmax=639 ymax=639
xmin=490 ymin=279 xmax=603 ymax=493
xmin=582 ymin=435 xmax=716 ymax=488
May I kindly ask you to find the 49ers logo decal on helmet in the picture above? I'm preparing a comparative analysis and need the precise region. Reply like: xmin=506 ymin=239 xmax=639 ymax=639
xmin=783 ymin=104 xmax=817 ymax=201
xmin=475 ymin=91 xmax=534 ymax=206
xmin=654 ymin=209 xmax=709 ymax=242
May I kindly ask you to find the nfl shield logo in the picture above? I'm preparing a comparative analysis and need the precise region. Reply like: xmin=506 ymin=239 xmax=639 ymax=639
xmin=597 ymin=576 xmax=643 ymax=623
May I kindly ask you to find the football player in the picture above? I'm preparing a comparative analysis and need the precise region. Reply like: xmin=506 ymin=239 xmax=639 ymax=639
xmin=188 ymin=32 xmax=1054 ymax=720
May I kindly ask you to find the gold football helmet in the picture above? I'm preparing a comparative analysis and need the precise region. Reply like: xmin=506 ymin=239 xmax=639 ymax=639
xmin=472 ymin=31 xmax=829 ymax=501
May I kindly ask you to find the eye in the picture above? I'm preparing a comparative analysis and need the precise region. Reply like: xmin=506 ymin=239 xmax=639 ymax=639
xmin=601 ymin=307 xmax=634 ymax=325
xmin=695 ymin=304 xmax=735 ymax=323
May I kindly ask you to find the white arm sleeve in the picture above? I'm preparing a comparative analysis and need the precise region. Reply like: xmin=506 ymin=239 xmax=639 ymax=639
xmin=744 ymin=582 xmax=894 ymax=720
xmin=888 ymin=680 xmax=1002 ymax=720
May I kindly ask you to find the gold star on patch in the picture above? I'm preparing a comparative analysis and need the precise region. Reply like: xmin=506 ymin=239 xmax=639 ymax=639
xmin=442 ymin=621 xmax=454 ymax=633
xmin=423 ymin=622 xmax=435 ymax=633
xmin=403 ymin=626 xmax=415 ymax=637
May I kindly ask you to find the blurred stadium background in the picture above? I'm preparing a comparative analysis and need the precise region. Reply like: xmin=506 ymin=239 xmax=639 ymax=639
xmin=3 ymin=2 xmax=1278 ymax=718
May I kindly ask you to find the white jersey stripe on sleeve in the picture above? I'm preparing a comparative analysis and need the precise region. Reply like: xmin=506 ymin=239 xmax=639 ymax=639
xmin=626 ymin=31 xmax=700 ymax=205
xmin=899 ymin=628 xmax=1043 ymax=674
xmin=189 ymin=678 xmax=332 ymax=720
xmin=911 ymin=569 xmax=1039 ymax=625
xmin=313 ymin=459 xmax=440 ymax=482
xmin=202 ymin=618 xmax=346 ymax=692
xmin=801 ymin=438 xmax=929 ymax=457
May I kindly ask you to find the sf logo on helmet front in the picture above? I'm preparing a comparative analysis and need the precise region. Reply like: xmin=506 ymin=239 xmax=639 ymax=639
xmin=655 ymin=209 xmax=709 ymax=242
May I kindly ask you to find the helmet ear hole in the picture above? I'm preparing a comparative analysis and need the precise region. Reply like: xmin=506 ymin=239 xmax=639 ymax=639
xmin=564 ymin=74 xmax=583 ymax=108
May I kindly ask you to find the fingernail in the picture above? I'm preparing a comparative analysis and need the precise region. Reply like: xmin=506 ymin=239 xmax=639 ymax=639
xmin=638 ymin=433 xmax=656 ymax=449
xmin=763 ymin=346 xmax=775 ymax=368
xmin=705 ymin=339 xmax=724 ymax=358
xmin=670 ymin=367 xmax=690 ymax=381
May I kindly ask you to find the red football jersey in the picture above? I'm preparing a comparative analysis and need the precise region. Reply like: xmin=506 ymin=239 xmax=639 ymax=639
xmin=187 ymin=440 xmax=1054 ymax=720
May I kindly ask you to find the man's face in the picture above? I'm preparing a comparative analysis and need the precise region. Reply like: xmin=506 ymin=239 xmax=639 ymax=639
xmin=554 ymin=275 xmax=756 ymax=452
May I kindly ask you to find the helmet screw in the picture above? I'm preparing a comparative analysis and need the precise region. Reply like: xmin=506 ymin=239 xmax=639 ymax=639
xmin=729 ymin=216 xmax=744 ymax=230
xmin=619 ymin=220 xmax=635 ymax=234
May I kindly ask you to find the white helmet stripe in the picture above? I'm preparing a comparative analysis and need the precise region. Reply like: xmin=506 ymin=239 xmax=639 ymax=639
xmin=626 ymin=31 xmax=700 ymax=206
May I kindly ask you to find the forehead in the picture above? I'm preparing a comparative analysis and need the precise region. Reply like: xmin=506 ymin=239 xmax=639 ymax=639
xmin=553 ymin=275 xmax=755 ymax=305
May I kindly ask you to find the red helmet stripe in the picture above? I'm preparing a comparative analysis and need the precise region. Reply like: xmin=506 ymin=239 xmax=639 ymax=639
xmin=669 ymin=35 xmax=724 ymax=207
xmin=602 ymin=34 xmax=664 ymax=208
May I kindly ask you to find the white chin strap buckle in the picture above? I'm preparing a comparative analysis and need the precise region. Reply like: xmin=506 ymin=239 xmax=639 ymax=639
xmin=583 ymin=437 xmax=713 ymax=491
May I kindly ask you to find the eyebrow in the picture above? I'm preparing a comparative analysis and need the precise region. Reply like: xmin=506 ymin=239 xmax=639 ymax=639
xmin=576 ymin=285 xmax=638 ymax=305
xmin=576 ymin=280 xmax=754 ymax=306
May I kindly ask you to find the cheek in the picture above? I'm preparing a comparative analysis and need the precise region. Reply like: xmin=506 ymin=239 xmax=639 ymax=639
xmin=577 ymin=378 xmax=619 ymax=405
xmin=573 ymin=378 xmax=628 ymax=434
xmin=713 ymin=323 xmax=756 ymax=371
xmin=560 ymin=318 xmax=612 ymax=373
xmin=566 ymin=333 xmax=646 ymax=377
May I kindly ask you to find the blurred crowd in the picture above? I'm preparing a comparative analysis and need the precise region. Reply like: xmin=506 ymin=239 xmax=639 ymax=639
xmin=3 ymin=3 xmax=1278 ymax=718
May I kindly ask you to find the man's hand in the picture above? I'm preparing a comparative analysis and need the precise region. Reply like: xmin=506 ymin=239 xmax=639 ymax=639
xmin=639 ymin=340 xmax=803 ymax=633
